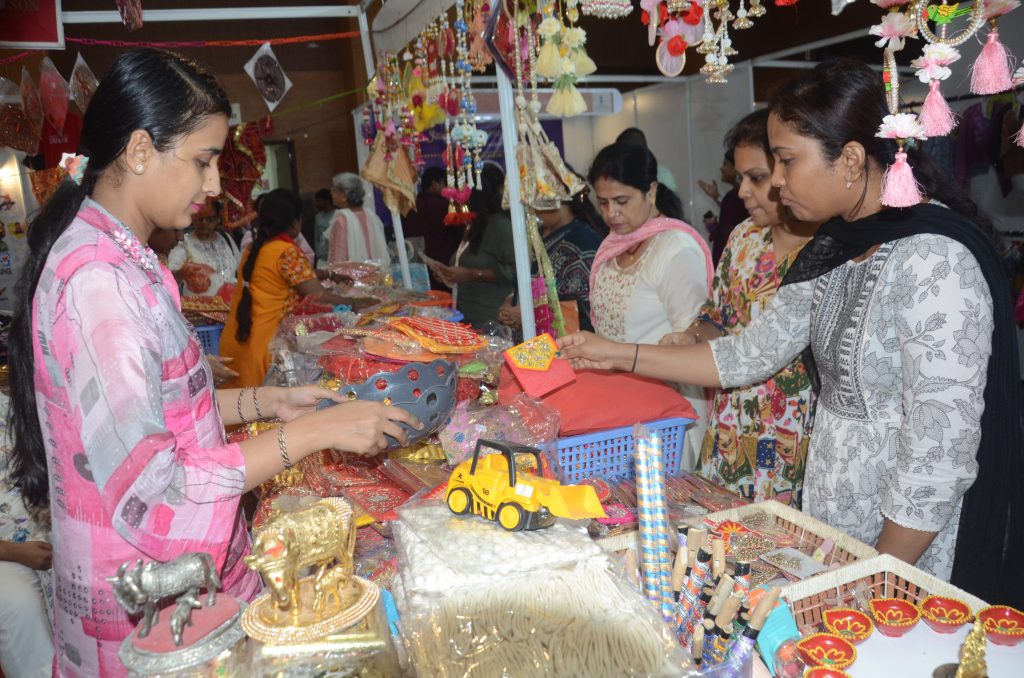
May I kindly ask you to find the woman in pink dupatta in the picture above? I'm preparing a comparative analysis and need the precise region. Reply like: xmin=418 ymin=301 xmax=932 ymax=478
xmin=587 ymin=142 xmax=713 ymax=471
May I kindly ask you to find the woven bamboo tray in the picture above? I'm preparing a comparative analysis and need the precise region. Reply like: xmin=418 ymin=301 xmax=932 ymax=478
xmin=781 ymin=553 xmax=987 ymax=633
xmin=688 ymin=500 xmax=878 ymax=569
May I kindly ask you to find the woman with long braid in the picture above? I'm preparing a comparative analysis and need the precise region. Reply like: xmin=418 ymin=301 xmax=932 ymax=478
xmin=220 ymin=188 xmax=356 ymax=387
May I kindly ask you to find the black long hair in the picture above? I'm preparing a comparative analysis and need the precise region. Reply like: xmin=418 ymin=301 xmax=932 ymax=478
xmin=8 ymin=49 xmax=229 ymax=509
xmin=767 ymin=59 xmax=992 ymax=235
xmin=587 ymin=142 xmax=685 ymax=222
xmin=234 ymin=188 xmax=303 ymax=343
xmin=726 ymin=108 xmax=772 ymax=159
xmin=467 ymin=164 xmax=506 ymax=254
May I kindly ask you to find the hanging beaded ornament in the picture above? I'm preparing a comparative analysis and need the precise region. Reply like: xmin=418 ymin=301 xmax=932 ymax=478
xmin=876 ymin=48 xmax=929 ymax=208
xmin=582 ymin=0 xmax=634 ymax=19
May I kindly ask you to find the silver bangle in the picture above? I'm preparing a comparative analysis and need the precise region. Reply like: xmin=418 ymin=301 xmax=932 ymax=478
xmin=277 ymin=424 xmax=293 ymax=468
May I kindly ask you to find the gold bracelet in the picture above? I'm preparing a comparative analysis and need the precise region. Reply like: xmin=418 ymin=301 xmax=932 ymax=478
xmin=277 ymin=424 xmax=293 ymax=468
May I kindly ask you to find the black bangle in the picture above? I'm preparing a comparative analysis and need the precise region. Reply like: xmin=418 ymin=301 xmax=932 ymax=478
xmin=631 ymin=344 xmax=640 ymax=372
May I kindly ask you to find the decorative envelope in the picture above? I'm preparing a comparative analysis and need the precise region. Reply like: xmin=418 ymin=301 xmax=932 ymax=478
xmin=388 ymin=316 xmax=487 ymax=354
xmin=503 ymin=333 xmax=576 ymax=398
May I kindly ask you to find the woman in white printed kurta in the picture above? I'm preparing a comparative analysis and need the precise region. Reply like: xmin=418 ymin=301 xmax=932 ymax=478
xmin=710 ymin=232 xmax=990 ymax=579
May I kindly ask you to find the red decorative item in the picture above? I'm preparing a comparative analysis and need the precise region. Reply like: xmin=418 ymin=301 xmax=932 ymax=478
xmin=344 ymin=482 xmax=412 ymax=522
xmin=804 ymin=669 xmax=852 ymax=678
xmin=389 ymin=316 xmax=487 ymax=352
xmin=667 ymin=36 xmax=688 ymax=57
xmin=38 ymin=57 xmax=69 ymax=132
xmin=977 ymin=605 xmax=1024 ymax=646
xmin=869 ymin=598 xmax=921 ymax=638
xmin=682 ymin=4 xmax=704 ymax=24
xmin=19 ymin=68 xmax=42 ymax=134
xmin=919 ymin=595 xmax=972 ymax=634
xmin=775 ymin=0 xmax=800 ymax=5
xmin=0 ymin=77 xmax=40 ymax=155
xmin=218 ymin=118 xmax=271 ymax=229
xmin=795 ymin=633 xmax=856 ymax=670
xmin=30 ymin=167 xmax=65 ymax=206
xmin=69 ymin=53 xmax=100 ymax=114
xmin=115 ymin=0 xmax=144 ymax=31
xmin=822 ymin=608 xmax=874 ymax=644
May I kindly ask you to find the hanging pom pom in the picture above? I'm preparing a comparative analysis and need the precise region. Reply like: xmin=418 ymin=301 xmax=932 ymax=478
xmin=970 ymin=28 xmax=1013 ymax=95
xmin=547 ymin=85 xmax=587 ymax=117
xmin=571 ymin=49 xmax=597 ymax=77
xmin=881 ymin=150 xmax=923 ymax=207
xmin=920 ymin=80 xmax=957 ymax=136
xmin=535 ymin=41 xmax=563 ymax=79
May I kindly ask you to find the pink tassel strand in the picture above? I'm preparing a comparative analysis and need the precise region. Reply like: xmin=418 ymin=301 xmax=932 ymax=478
xmin=921 ymin=80 xmax=957 ymax=136
xmin=881 ymin=151 xmax=923 ymax=208
xmin=971 ymin=29 xmax=1012 ymax=95
xmin=1015 ymin=123 xmax=1024 ymax=149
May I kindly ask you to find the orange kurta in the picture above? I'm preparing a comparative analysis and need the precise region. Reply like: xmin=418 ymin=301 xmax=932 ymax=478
xmin=220 ymin=239 xmax=316 ymax=387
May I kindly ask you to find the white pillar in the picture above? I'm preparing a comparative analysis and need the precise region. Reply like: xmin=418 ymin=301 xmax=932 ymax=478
xmin=391 ymin=209 xmax=413 ymax=289
xmin=495 ymin=69 xmax=536 ymax=340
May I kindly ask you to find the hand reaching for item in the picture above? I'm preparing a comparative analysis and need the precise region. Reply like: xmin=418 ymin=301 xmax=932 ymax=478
xmin=498 ymin=293 xmax=521 ymax=327
xmin=556 ymin=331 xmax=627 ymax=371
xmin=311 ymin=400 xmax=423 ymax=455
xmin=180 ymin=261 xmax=216 ymax=293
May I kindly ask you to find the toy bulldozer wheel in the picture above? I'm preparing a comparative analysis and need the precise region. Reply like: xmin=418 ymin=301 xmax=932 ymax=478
xmin=497 ymin=502 xmax=525 ymax=531
xmin=447 ymin=487 xmax=472 ymax=515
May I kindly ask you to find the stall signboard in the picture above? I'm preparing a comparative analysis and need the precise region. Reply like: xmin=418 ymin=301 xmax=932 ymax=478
xmin=0 ymin=0 xmax=65 ymax=49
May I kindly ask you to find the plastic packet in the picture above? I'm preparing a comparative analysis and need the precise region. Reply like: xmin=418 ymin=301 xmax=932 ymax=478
xmin=20 ymin=67 xmax=43 ymax=133
xmin=331 ymin=261 xmax=384 ymax=287
xmin=399 ymin=552 xmax=691 ymax=677
xmin=438 ymin=393 xmax=559 ymax=465
xmin=39 ymin=57 xmax=69 ymax=131
xmin=1 ymin=77 xmax=40 ymax=155
xmin=69 ymin=53 xmax=99 ymax=114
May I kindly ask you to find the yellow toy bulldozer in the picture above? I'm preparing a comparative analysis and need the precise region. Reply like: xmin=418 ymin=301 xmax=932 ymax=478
xmin=445 ymin=439 xmax=606 ymax=531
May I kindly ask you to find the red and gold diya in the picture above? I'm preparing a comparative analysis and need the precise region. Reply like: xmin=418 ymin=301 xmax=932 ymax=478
xmin=795 ymin=633 xmax=856 ymax=670
xmin=919 ymin=595 xmax=972 ymax=634
xmin=978 ymin=605 xmax=1024 ymax=646
xmin=869 ymin=598 xmax=921 ymax=638
xmin=804 ymin=668 xmax=852 ymax=678
xmin=822 ymin=608 xmax=874 ymax=644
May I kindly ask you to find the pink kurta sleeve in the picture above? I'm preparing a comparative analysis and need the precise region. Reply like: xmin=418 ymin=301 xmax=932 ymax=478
xmin=46 ymin=261 xmax=246 ymax=565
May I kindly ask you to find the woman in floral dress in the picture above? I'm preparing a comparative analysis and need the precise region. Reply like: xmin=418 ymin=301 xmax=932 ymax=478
xmin=662 ymin=109 xmax=819 ymax=506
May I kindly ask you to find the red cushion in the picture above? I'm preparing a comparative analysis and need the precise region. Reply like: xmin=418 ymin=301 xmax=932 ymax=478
xmin=498 ymin=365 xmax=698 ymax=437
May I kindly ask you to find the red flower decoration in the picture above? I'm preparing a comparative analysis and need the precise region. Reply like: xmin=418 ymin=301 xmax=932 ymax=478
xmin=641 ymin=9 xmax=650 ymax=25
xmin=667 ymin=36 xmax=688 ymax=57
xmin=682 ymin=4 xmax=704 ymax=25
xmin=775 ymin=0 xmax=799 ymax=5
xmin=659 ymin=4 xmax=669 ymax=22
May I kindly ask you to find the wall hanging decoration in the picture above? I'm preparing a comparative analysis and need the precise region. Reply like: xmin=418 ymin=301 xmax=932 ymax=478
xmin=245 ymin=42 xmax=293 ymax=112
xmin=69 ymin=53 xmax=99 ymax=115
xmin=39 ymin=57 xmax=69 ymax=132
xmin=971 ymin=0 xmax=1018 ymax=94
xmin=877 ymin=49 xmax=928 ymax=208
xmin=115 ymin=0 xmax=145 ymax=31
xmin=581 ymin=0 xmax=634 ymax=19
xmin=19 ymin=67 xmax=43 ymax=136
xmin=1 ymin=77 xmax=41 ymax=155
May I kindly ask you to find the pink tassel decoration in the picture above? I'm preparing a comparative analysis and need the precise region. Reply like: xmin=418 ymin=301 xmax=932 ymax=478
xmin=971 ymin=29 xmax=1012 ymax=95
xmin=1015 ymin=123 xmax=1024 ymax=149
xmin=881 ymin=151 xmax=923 ymax=208
xmin=921 ymin=80 xmax=957 ymax=136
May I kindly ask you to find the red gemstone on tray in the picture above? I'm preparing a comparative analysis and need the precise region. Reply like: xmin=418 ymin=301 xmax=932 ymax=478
xmin=795 ymin=633 xmax=856 ymax=670
xmin=920 ymin=595 xmax=972 ymax=634
xmin=978 ymin=605 xmax=1024 ymax=646
xmin=869 ymin=598 xmax=921 ymax=638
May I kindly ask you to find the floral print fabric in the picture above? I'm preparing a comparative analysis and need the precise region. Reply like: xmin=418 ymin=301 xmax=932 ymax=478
xmin=32 ymin=200 xmax=260 ymax=676
xmin=697 ymin=220 xmax=815 ymax=506
xmin=709 ymin=233 xmax=991 ymax=581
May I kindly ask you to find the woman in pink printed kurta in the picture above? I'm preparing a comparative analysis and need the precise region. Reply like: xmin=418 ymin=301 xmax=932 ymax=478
xmin=7 ymin=50 xmax=416 ymax=678
xmin=32 ymin=200 xmax=261 ymax=675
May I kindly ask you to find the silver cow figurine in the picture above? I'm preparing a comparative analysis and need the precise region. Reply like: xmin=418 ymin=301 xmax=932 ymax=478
xmin=108 ymin=552 xmax=221 ymax=646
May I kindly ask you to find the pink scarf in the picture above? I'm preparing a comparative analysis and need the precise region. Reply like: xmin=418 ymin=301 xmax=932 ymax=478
xmin=589 ymin=216 xmax=714 ymax=294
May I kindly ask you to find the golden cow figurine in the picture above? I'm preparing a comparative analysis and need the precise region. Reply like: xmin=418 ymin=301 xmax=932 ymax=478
xmin=242 ymin=497 xmax=380 ymax=644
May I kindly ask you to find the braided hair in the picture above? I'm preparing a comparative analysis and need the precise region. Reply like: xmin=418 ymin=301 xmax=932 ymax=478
xmin=234 ymin=188 xmax=303 ymax=343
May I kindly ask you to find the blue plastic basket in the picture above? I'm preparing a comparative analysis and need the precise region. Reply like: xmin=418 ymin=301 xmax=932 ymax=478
xmin=555 ymin=417 xmax=692 ymax=484
xmin=195 ymin=323 xmax=224 ymax=355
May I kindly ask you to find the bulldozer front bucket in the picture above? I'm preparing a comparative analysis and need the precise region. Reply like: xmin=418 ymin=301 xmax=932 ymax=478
xmin=542 ymin=485 xmax=607 ymax=521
